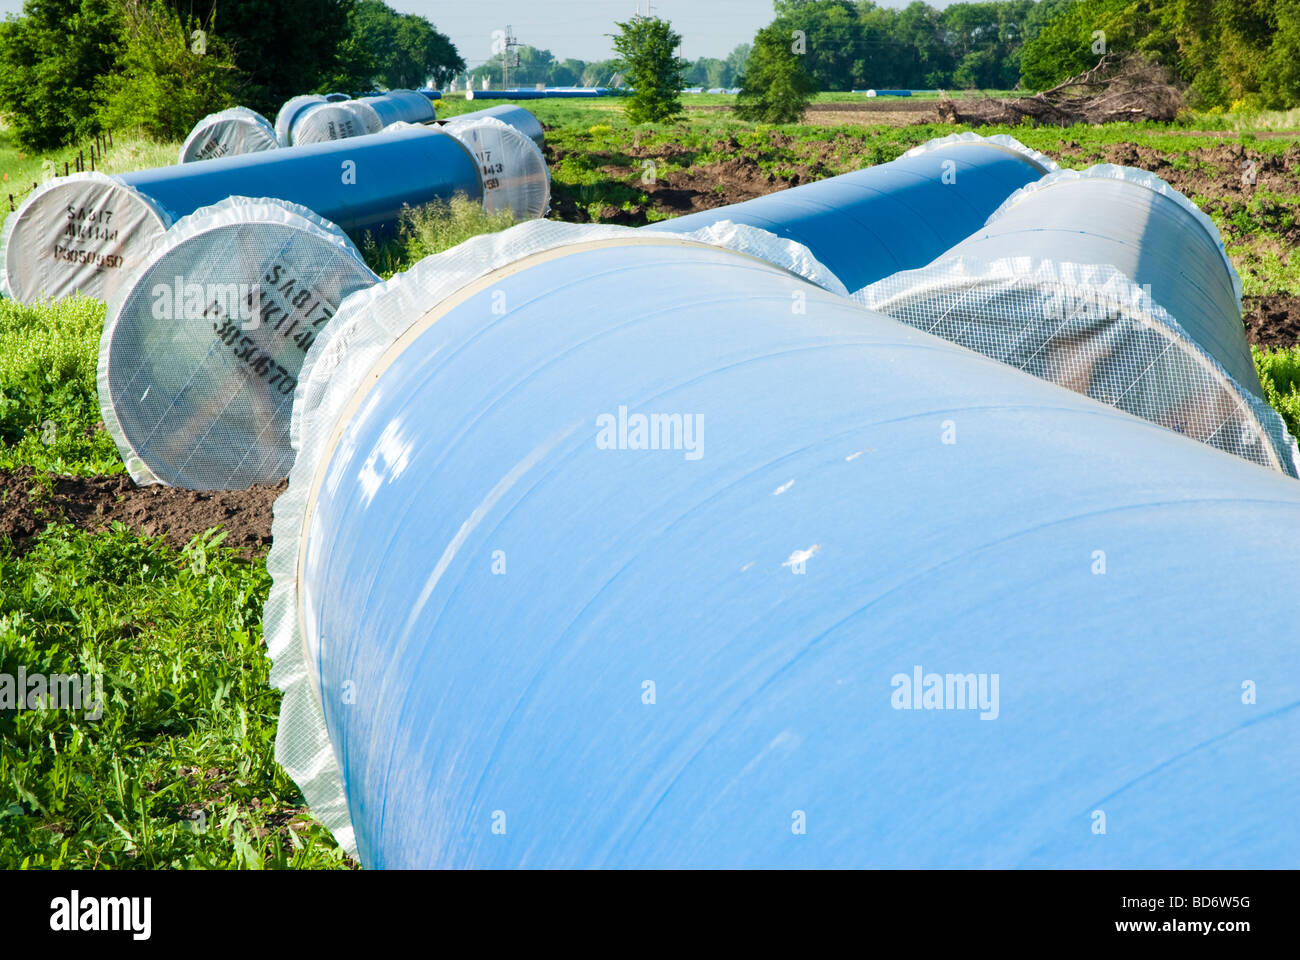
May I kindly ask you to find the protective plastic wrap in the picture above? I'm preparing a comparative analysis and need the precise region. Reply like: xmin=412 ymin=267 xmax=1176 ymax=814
xmin=270 ymin=219 xmax=848 ymax=858
xmin=179 ymin=107 xmax=279 ymax=163
xmin=98 ymin=196 xmax=378 ymax=489
xmin=290 ymin=100 xmax=383 ymax=145
xmin=357 ymin=90 xmax=436 ymax=127
xmin=652 ymin=132 xmax=1057 ymax=292
xmin=857 ymin=257 xmax=1299 ymax=475
xmin=0 ymin=172 xmax=173 ymax=303
xmin=266 ymin=218 xmax=1300 ymax=868
xmin=441 ymin=104 xmax=545 ymax=147
xmin=274 ymin=94 xmax=327 ymax=146
xmin=442 ymin=116 xmax=551 ymax=219
xmin=853 ymin=164 xmax=1293 ymax=474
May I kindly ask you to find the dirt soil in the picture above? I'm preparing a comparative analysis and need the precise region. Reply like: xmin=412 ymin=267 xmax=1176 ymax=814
xmin=1244 ymin=294 xmax=1300 ymax=348
xmin=0 ymin=465 xmax=282 ymax=555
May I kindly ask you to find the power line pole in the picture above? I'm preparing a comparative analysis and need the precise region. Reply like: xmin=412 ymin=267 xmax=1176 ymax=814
xmin=501 ymin=25 xmax=522 ymax=88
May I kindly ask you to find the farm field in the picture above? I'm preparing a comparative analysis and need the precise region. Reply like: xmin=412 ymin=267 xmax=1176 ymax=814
xmin=2 ymin=95 xmax=1299 ymax=869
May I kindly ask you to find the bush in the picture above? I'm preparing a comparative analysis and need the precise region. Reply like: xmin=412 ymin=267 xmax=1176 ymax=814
xmin=95 ymin=0 xmax=241 ymax=142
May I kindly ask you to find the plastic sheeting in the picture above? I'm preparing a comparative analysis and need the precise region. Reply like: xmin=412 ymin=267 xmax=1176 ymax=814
xmin=855 ymin=164 xmax=1298 ymax=476
xmin=98 ymin=196 xmax=379 ymax=489
xmin=357 ymin=90 xmax=436 ymax=127
xmin=179 ymin=107 xmax=279 ymax=164
xmin=266 ymin=219 xmax=1300 ymax=869
xmin=466 ymin=88 xmax=613 ymax=100
xmin=0 ymin=171 xmax=173 ymax=303
xmin=275 ymin=94 xmax=327 ymax=146
xmin=441 ymin=104 xmax=545 ymax=148
xmin=652 ymin=133 xmax=1059 ymax=292
xmin=117 ymin=124 xmax=483 ymax=236
xmin=289 ymin=100 xmax=383 ymax=145
xmin=441 ymin=116 xmax=550 ymax=219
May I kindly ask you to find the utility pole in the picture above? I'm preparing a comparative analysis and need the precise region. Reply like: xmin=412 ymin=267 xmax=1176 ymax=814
xmin=501 ymin=25 xmax=522 ymax=88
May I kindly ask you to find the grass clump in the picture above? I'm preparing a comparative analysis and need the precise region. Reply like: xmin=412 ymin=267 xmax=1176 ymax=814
xmin=362 ymin=194 xmax=518 ymax=277
xmin=1255 ymin=344 xmax=1300 ymax=440
xmin=0 ymin=524 xmax=350 ymax=869
xmin=0 ymin=295 xmax=122 ymax=475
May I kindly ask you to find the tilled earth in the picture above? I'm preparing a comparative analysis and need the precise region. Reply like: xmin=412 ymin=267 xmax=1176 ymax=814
xmin=0 ymin=465 xmax=282 ymax=555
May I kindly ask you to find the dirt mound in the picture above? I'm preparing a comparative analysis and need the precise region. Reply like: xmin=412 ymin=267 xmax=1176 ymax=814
xmin=1244 ymin=295 xmax=1300 ymax=349
xmin=0 ymin=466 xmax=282 ymax=555
xmin=940 ymin=55 xmax=1184 ymax=126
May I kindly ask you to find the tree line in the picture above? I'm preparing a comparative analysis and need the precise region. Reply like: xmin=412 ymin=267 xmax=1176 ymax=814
xmin=754 ymin=0 xmax=1300 ymax=108
xmin=0 ymin=0 xmax=465 ymax=150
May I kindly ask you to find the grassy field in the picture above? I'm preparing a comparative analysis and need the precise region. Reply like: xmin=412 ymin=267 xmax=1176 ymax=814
xmin=1 ymin=99 xmax=1298 ymax=868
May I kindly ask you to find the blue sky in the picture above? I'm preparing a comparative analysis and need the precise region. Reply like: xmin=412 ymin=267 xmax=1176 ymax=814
xmin=0 ymin=1 xmax=939 ymax=63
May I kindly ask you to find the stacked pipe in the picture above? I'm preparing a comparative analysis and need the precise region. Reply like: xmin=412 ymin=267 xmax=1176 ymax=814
xmin=466 ymin=87 xmax=616 ymax=100
xmin=264 ymin=218 xmax=1300 ymax=868
xmin=89 ymin=115 xmax=550 ymax=490
xmin=286 ymin=90 xmax=436 ymax=146
xmin=1 ymin=108 xmax=549 ymax=306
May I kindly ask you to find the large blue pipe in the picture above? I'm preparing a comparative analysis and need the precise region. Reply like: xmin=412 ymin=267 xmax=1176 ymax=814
xmin=441 ymin=104 xmax=545 ymax=148
xmin=466 ymin=88 xmax=615 ymax=100
xmin=356 ymin=90 xmax=436 ymax=127
xmin=853 ymin=165 xmax=1295 ymax=475
xmin=652 ymin=135 xmax=1057 ymax=292
xmin=271 ymin=231 xmax=1300 ymax=868
xmin=117 ymin=125 xmax=481 ymax=236
xmin=941 ymin=165 xmax=1254 ymax=393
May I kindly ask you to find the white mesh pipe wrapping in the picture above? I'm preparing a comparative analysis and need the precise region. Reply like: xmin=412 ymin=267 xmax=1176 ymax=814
xmin=98 ymin=196 xmax=379 ymax=489
xmin=0 ymin=172 xmax=174 ymax=303
xmin=269 ymin=218 xmax=846 ymax=857
xmin=441 ymin=116 xmax=551 ymax=220
xmin=274 ymin=94 xmax=327 ymax=146
xmin=179 ymin=107 xmax=280 ymax=163
xmin=902 ymin=131 xmax=1061 ymax=176
xmin=859 ymin=258 xmax=1298 ymax=476
xmin=290 ymin=100 xmax=384 ymax=145
xmin=855 ymin=165 xmax=1296 ymax=476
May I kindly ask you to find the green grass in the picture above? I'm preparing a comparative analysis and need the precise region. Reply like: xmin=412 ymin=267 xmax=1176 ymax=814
xmin=361 ymin=194 xmax=518 ymax=278
xmin=0 ymin=125 xmax=180 ymax=235
xmin=0 ymin=524 xmax=349 ymax=868
xmin=0 ymin=295 xmax=122 ymax=475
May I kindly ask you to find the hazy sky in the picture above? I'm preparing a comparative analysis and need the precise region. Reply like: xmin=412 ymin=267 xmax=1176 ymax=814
xmin=0 ymin=1 xmax=935 ymax=64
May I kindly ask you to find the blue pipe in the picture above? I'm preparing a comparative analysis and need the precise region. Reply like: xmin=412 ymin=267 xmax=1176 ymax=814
xmin=440 ymin=104 xmax=545 ymax=148
xmin=466 ymin=88 xmax=614 ymax=100
xmin=277 ymin=233 xmax=1300 ymax=868
xmin=117 ymin=125 xmax=482 ymax=236
xmin=356 ymin=90 xmax=436 ymax=127
xmin=651 ymin=135 xmax=1056 ymax=292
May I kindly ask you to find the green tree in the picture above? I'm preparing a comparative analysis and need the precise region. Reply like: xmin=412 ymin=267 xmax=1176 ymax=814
xmin=0 ymin=0 xmax=120 ymax=149
xmin=97 ymin=0 xmax=240 ymax=140
xmin=735 ymin=24 xmax=816 ymax=123
xmin=169 ymin=0 xmax=353 ymax=114
xmin=611 ymin=14 xmax=686 ymax=123
xmin=328 ymin=0 xmax=462 ymax=91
